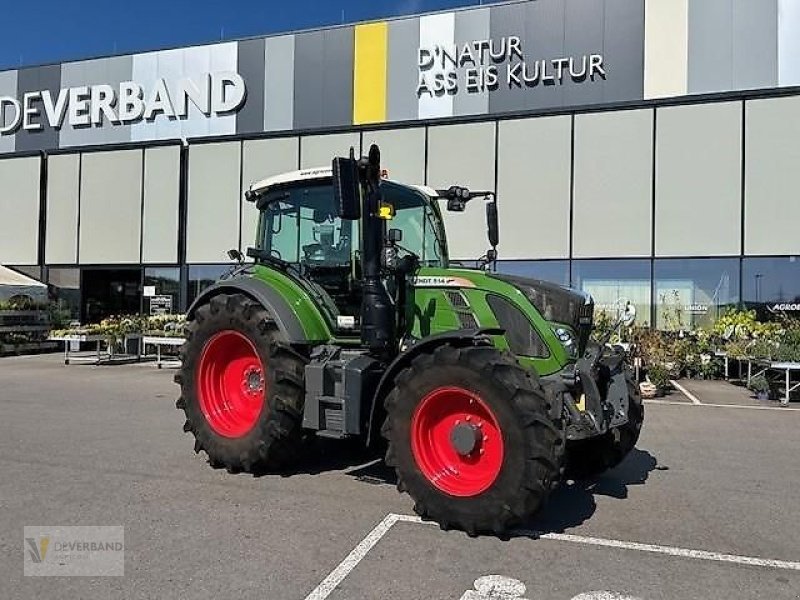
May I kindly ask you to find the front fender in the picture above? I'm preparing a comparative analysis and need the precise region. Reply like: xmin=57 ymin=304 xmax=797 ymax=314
xmin=365 ymin=328 xmax=503 ymax=445
xmin=187 ymin=277 xmax=308 ymax=343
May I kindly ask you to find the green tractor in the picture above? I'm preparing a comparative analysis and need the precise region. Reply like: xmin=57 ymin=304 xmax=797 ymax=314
xmin=175 ymin=144 xmax=643 ymax=535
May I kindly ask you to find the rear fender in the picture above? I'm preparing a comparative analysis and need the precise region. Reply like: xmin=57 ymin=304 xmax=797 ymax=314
xmin=365 ymin=328 xmax=503 ymax=445
xmin=187 ymin=277 xmax=307 ymax=344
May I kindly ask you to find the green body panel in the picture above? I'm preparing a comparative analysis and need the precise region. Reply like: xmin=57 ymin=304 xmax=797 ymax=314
xmin=409 ymin=267 xmax=571 ymax=377
xmin=249 ymin=264 xmax=333 ymax=343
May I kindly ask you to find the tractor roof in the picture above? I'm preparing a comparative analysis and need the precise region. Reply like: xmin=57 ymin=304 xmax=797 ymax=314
xmin=248 ymin=167 xmax=439 ymax=200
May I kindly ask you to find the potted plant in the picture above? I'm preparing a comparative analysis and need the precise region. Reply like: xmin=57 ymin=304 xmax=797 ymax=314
xmin=646 ymin=363 xmax=671 ymax=397
xmin=748 ymin=374 xmax=771 ymax=401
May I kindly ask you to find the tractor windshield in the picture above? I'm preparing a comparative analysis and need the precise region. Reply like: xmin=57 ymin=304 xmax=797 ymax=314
xmin=382 ymin=182 xmax=448 ymax=268
xmin=258 ymin=182 xmax=355 ymax=268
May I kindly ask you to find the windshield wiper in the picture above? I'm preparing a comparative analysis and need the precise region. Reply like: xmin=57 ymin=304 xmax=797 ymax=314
xmin=246 ymin=247 xmax=295 ymax=272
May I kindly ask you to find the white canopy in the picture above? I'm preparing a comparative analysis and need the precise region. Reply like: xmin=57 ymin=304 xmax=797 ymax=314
xmin=0 ymin=265 xmax=47 ymax=303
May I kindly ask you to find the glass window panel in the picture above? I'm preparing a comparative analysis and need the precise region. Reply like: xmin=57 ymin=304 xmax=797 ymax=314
xmin=47 ymin=268 xmax=81 ymax=325
xmin=572 ymin=259 xmax=652 ymax=326
xmin=187 ymin=265 xmax=231 ymax=307
xmin=654 ymin=259 xmax=740 ymax=330
xmin=144 ymin=268 xmax=180 ymax=315
xmin=742 ymin=257 xmax=800 ymax=317
xmin=496 ymin=261 xmax=570 ymax=286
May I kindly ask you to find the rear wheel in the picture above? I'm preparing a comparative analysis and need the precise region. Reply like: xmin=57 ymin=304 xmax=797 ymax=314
xmin=565 ymin=370 xmax=643 ymax=480
xmin=175 ymin=293 xmax=307 ymax=472
xmin=382 ymin=344 xmax=562 ymax=535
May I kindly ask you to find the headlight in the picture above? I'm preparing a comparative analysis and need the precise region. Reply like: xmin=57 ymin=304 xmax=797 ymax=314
xmin=552 ymin=326 xmax=577 ymax=358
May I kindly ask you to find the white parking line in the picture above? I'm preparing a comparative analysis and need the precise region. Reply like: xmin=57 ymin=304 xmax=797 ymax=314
xmin=670 ymin=380 xmax=702 ymax=405
xmin=304 ymin=513 xmax=402 ymax=600
xmin=304 ymin=513 xmax=800 ymax=599
xmin=645 ymin=398 xmax=800 ymax=412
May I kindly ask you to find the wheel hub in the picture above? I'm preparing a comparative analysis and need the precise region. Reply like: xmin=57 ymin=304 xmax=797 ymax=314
xmin=196 ymin=330 xmax=267 ymax=438
xmin=410 ymin=386 xmax=504 ymax=497
xmin=449 ymin=422 xmax=480 ymax=456
xmin=243 ymin=367 xmax=264 ymax=395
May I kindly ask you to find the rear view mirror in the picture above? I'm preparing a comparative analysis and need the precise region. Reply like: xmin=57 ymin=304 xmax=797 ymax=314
xmin=486 ymin=197 xmax=499 ymax=248
xmin=332 ymin=154 xmax=361 ymax=220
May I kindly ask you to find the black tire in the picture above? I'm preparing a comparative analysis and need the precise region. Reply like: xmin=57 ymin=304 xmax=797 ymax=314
xmin=564 ymin=370 xmax=644 ymax=480
xmin=382 ymin=344 xmax=562 ymax=535
xmin=175 ymin=293 xmax=307 ymax=472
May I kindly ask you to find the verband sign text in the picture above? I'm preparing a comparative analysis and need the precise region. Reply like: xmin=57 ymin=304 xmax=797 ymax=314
xmin=0 ymin=72 xmax=246 ymax=135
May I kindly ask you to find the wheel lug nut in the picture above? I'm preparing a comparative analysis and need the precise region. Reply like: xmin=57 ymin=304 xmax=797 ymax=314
xmin=483 ymin=435 xmax=488 ymax=442
xmin=479 ymin=449 xmax=485 ymax=455
xmin=465 ymin=415 xmax=471 ymax=422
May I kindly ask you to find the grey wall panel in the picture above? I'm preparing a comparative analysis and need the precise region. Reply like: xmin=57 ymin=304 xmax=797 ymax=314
xmin=563 ymin=0 xmax=605 ymax=107
xmin=604 ymin=0 xmax=645 ymax=103
xmin=187 ymin=142 xmax=242 ymax=263
xmin=15 ymin=65 xmax=60 ymax=152
xmin=573 ymin=109 xmax=653 ymax=258
xmin=60 ymin=56 xmax=133 ymax=148
xmin=241 ymin=137 xmax=300 ymax=250
xmin=362 ymin=128 xmax=426 ymax=184
xmin=236 ymin=38 xmax=266 ymax=135
xmin=453 ymin=8 xmax=491 ymax=116
xmin=655 ymin=101 xmax=742 ymax=257
xmin=496 ymin=116 xmax=571 ymax=259
xmin=688 ymin=0 xmax=733 ymax=94
xmin=732 ymin=0 xmax=778 ymax=90
xmin=322 ymin=27 xmax=355 ymax=127
xmin=264 ymin=35 xmax=295 ymax=131
xmin=45 ymin=153 xmax=80 ymax=264
xmin=293 ymin=31 xmax=325 ymax=130
xmin=300 ymin=133 xmax=360 ymax=169
xmin=0 ymin=70 xmax=17 ymax=153
xmin=142 ymin=145 xmax=180 ymax=264
xmin=79 ymin=149 xmax=143 ymax=264
xmin=488 ymin=2 xmax=534 ymax=115
xmin=0 ymin=156 xmax=40 ymax=264
xmin=744 ymin=96 xmax=800 ymax=255
xmin=387 ymin=18 xmax=420 ymax=122
xmin=426 ymin=122 xmax=496 ymax=260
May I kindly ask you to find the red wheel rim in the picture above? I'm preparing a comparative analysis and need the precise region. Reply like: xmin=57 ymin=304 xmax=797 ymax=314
xmin=196 ymin=330 xmax=266 ymax=438
xmin=410 ymin=386 xmax=504 ymax=497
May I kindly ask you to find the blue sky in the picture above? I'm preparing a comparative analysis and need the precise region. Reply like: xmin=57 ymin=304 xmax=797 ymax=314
xmin=0 ymin=0 xmax=504 ymax=71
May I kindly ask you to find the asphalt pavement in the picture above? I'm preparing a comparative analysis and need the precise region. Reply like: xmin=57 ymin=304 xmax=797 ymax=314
xmin=1 ymin=355 xmax=798 ymax=599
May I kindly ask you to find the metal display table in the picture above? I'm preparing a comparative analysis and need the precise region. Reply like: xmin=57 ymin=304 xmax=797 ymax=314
xmin=746 ymin=358 xmax=800 ymax=405
xmin=142 ymin=336 xmax=185 ymax=369
xmin=49 ymin=334 xmax=143 ymax=365
xmin=49 ymin=334 xmax=108 ymax=365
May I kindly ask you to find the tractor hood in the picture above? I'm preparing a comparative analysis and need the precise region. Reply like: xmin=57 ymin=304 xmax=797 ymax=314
xmin=489 ymin=272 xmax=595 ymax=356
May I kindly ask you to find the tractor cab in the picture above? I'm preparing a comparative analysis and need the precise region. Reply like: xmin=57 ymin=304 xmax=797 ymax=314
xmin=246 ymin=168 xmax=450 ymax=329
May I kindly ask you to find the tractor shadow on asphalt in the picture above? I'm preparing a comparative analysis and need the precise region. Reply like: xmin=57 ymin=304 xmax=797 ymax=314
xmin=276 ymin=437 xmax=397 ymax=484
xmin=525 ymin=447 xmax=660 ymax=535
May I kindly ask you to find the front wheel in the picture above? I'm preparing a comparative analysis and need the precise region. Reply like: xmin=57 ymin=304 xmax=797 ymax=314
xmin=382 ymin=344 xmax=562 ymax=535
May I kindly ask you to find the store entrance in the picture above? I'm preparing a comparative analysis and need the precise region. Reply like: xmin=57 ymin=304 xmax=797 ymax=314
xmin=81 ymin=269 xmax=142 ymax=324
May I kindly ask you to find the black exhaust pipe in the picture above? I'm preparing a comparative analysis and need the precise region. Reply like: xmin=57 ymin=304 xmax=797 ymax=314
xmin=360 ymin=144 xmax=395 ymax=358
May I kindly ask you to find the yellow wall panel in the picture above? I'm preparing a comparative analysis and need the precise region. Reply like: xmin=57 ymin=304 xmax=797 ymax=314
xmin=353 ymin=22 xmax=388 ymax=125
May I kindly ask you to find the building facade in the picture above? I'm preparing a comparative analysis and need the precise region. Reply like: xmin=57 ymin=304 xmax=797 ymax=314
xmin=0 ymin=0 xmax=799 ymax=328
